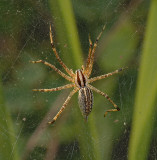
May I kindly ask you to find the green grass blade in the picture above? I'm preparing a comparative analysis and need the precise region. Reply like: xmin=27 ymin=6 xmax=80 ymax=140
xmin=0 ymin=77 xmax=19 ymax=160
xmin=49 ymin=0 xmax=100 ymax=159
xmin=57 ymin=0 xmax=82 ymax=68
xmin=49 ymin=0 xmax=82 ymax=69
xmin=128 ymin=1 xmax=157 ymax=159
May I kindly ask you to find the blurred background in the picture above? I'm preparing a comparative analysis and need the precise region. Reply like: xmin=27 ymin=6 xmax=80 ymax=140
xmin=0 ymin=0 xmax=157 ymax=160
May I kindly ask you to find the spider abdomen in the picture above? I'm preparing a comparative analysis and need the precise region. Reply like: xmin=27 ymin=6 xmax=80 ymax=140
xmin=78 ymin=87 xmax=93 ymax=120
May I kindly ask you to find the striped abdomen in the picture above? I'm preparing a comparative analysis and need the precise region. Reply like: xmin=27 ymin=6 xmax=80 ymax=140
xmin=78 ymin=87 xmax=93 ymax=120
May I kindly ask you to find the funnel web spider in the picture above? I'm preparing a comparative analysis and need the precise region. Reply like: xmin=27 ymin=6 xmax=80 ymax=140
xmin=31 ymin=25 xmax=126 ymax=124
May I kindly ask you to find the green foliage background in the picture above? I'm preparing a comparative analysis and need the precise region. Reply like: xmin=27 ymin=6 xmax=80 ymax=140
xmin=0 ymin=0 xmax=157 ymax=160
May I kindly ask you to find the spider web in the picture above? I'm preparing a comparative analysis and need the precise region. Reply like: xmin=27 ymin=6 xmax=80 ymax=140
xmin=1 ymin=0 xmax=156 ymax=160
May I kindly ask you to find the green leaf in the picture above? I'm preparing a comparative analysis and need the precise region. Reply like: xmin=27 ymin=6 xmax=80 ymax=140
xmin=128 ymin=1 xmax=157 ymax=159
xmin=0 ymin=77 xmax=19 ymax=160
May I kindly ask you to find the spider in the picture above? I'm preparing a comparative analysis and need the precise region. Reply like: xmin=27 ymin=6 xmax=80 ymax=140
xmin=31 ymin=25 xmax=126 ymax=124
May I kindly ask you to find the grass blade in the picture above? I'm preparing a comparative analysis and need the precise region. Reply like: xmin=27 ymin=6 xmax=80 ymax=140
xmin=49 ymin=0 xmax=98 ymax=159
xmin=0 ymin=77 xmax=19 ymax=160
xmin=128 ymin=1 xmax=157 ymax=159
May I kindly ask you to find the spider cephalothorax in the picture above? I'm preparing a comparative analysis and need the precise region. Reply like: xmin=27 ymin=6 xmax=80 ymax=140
xmin=75 ymin=69 xmax=87 ymax=88
xmin=31 ymin=25 xmax=126 ymax=124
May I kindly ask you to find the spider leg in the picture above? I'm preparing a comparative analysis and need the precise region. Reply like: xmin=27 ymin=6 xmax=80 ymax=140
xmin=88 ymin=84 xmax=120 ymax=117
xmin=30 ymin=60 xmax=73 ymax=82
xmin=32 ymin=83 xmax=74 ymax=92
xmin=87 ymin=25 xmax=106 ymax=78
xmin=85 ymin=34 xmax=93 ymax=74
xmin=49 ymin=25 xmax=75 ymax=77
xmin=88 ymin=67 xmax=127 ymax=83
xmin=48 ymin=88 xmax=78 ymax=124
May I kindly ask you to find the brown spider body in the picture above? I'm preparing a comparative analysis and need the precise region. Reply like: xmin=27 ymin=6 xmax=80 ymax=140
xmin=75 ymin=69 xmax=93 ymax=120
xmin=31 ymin=25 xmax=126 ymax=124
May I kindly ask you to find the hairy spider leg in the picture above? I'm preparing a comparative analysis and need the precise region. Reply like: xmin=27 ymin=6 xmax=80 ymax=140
xmin=88 ymin=67 xmax=127 ymax=83
xmin=32 ymin=83 xmax=74 ymax=92
xmin=86 ymin=25 xmax=106 ymax=78
xmin=31 ymin=60 xmax=73 ymax=82
xmin=88 ymin=84 xmax=120 ymax=117
xmin=85 ymin=34 xmax=93 ymax=74
xmin=49 ymin=25 xmax=75 ymax=77
xmin=48 ymin=89 xmax=78 ymax=124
